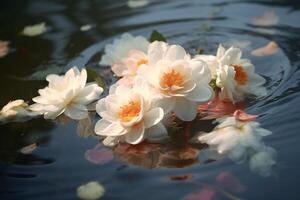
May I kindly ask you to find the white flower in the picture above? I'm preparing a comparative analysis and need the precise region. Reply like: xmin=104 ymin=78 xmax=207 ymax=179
xmin=31 ymin=67 xmax=103 ymax=120
xmin=138 ymin=41 xmax=213 ymax=121
xmin=113 ymin=49 xmax=148 ymax=86
xmin=198 ymin=110 xmax=271 ymax=163
xmin=0 ymin=99 xmax=38 ymax=123
xmin=94 ymin=80 xmax=167 ymax=145
xmin=77 ymin=181 xmax=105 ymax=200
xmin=99 ymin=33 xmax=149 ymax=85
xmin=249 ymin=146 xmax=276 ymax=177
xmin=196 ymin=44 xmax=267 ymax=103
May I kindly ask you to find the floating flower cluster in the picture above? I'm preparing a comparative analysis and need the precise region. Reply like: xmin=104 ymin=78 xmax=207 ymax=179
xmin=0 ymin=31 xmax=276 ymax=176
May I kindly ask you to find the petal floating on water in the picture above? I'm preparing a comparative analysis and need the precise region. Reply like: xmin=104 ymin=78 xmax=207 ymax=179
xmin=253 ymin=10 xmax=279 ymax=26
xmin=251 ymin=41 xmax=279 ymax=57
xmin=20 ymin=143 xmax=38 ymax=154
xmin=77 ymin=181 xmax=105 ymax=200
xmin=22 ymin=22 xmax=47 ymax=36
xmin=0 ymin=40 xmax=9 ymax=58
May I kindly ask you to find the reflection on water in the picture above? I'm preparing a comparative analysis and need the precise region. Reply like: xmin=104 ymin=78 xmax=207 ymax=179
xmin=0 ymin=0 xmax=300 ymax=199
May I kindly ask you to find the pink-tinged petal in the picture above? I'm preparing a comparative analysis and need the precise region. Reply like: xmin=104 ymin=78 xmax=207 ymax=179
xmin=85 ymin=144 xmax=113 ymax=165
xmin=182 ymin=187 xmax=217 ymax=200
xmin=233 ymin=110 xmax=257 ymax=122
xmin=124 ymin=123 xmax=145 ymax=144
xmin=144 ymin=107 xmax=164 ymax=128
xmin=198 ymin=96 xmax=245 ymax=120
xmin=216 ymin=171 xmax=246 ymax=193
xmin=112 ymin=62 xmax=127 ymax=77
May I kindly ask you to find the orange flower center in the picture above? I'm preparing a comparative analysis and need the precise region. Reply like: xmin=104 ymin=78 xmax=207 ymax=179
xmin=132 ymin=59 xmax=148 ymax=76
xmin=233 ymin=65 xmax=248 ymax=85
xmin=118 ymin=101 xmax=141 ymax=122
xmin=137 ymin=59 xmax=148 ymax=67
xmin=160 ymin=69 xmax=184 ymax=89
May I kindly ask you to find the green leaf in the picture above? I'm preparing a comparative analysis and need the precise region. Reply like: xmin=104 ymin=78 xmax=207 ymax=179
xmin=149 ymin=30 xmax=167 ymax=42
xmin=209 ymin=79 xmax=217 ymax=90
xmin=86 ymin=68 xmax=106 ymax=89
xmin=196 ymin=48 xmax=205 ymax=54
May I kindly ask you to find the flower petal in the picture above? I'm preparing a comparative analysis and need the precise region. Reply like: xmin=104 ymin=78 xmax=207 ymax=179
xmin=144 ymin=107 xmax=164 ymax=128
xmin=173 ymin=98 xmax=198 ymax=121
xmin=185 ymin=84 xmax=213 ymax=103
xmin=145 ymin=123 xmax=168 ymax=142
xmin=124 ymin=123 xmax=145 ymax=144
xmin=164 ymin=45 xmax=186 ymax=61
xmin=95 ymin=119 xmax=126 ymax=136
xmin=64 ymin=106 xmax=88 ymax=120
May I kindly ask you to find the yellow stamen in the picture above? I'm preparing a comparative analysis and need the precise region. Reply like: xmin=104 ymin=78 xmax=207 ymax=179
xmin=233 ymin=65 xmax=248 ymax=85
xmin=118 ymin=101 xmax=141 ymax=122
xmin=161 ymin=69 xmax=184 ymax=89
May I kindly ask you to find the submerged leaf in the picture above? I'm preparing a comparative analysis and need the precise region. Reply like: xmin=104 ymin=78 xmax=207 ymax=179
xmin=22 ymin=22 xmax=47 ymax=36
xmin=77 ymin=181 xmax=105 ymax=200
xmin=253 ymin=10 xmax=279 ymax=26
xmin=251 ymin=41 xmax=279 ymax=57
xmin=86 ymin=68 xmax=106 ymax=89
xmin=150 ymin=30 xmax=167 ymax=42
xmin=0 ymin=40 xmax=9 ymax=58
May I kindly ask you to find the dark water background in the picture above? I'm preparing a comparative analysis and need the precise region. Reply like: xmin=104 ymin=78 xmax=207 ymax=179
xmin=1 ymin=0 xmax=300 ymax=199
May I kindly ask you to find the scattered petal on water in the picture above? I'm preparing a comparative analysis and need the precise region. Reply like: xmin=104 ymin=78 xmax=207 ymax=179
xmin=253 ymin=10 xmax=279 ymax=26
xmin=0 ymin=40 xmax=9 ymax=58
xmin=251 ymin=41 xmax=279 ymax=57
xmin=22 ymin=22 xmax=47 ymax=36
xmin=183 ymin=187 xmax=217 ymax=200
xmin=233 ymin=110 xmax=257 ymax=122
xmin=198 ymin=96 xmax=245 ymax=120
xmin=85 ymin=144 xmax=113 ymax=165
xmin=20 ymin=143 xmax=38 ymax=154
xmin=80 ymin=24 xmax=94 ymax=31
xmin=168 ymin=174 xmax=193 ymax=181
xmin=77 ymin=181 xmax=105 ymax=200
xmin=127 ymin=0 xmax=149 ymax=8
xmin=216 ymin=171 xmax=246 ymax=193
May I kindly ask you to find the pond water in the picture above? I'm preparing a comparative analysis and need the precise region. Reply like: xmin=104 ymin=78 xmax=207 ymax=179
xmin=1 ymin=0 xmax=300 ymax=199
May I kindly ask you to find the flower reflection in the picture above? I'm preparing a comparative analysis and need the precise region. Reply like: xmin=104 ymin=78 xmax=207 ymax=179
xmin=113 ymin=141 xmax=201 ymax=168
xmin=85 ymin=144 xmax=113 ymax=165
